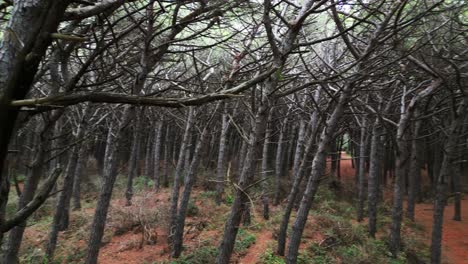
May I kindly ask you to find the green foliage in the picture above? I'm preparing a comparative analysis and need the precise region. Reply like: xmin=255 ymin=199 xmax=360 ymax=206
xmin=225 ymin=194 xmax=234 ymax=205
xmin=187 ymin=200 xmax=199 ymax=217
xmin=198 ymin=190 xmax=217 ymax=200
xmin=64 ymin=248 xmax=87 ymax=263
xmin=168 ymin=246 xmax=217 ymax=264
xmin=261 ymin=249 xmax=285 ymax=264
xmin=234 ymin=228 xmax=256 ymax=254
xmin=134 ymin=176 xmax=153 ymax=192
xmin=297 ymin=250 xmax=313 ymax=264
xmin=309 ymin=243 xmax=333 ymax=264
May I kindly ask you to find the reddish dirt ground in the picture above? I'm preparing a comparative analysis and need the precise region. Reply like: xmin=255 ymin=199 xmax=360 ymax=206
xmin=95 ymin=152 xmax=467 ymax=264
xmin=239 ymin=228 xmax=272 ymax=264
xmin=413 ymin=201 xmax=468 ymax=264
xmin=337 ymin=152 xmax=468 ymax=264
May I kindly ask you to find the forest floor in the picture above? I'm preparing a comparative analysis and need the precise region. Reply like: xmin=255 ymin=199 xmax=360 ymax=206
xmin=12 ymin=153 xmax=467 ymax=264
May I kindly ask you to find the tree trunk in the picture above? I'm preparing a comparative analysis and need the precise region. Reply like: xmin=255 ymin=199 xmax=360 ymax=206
xmin=368 ymin=119 xmax=383 ymax=237
xmin=162 ymin=125 xmax=170 ymax=188
xmin=153 ymin=120 xmax=163 ymax=191
xmin=85 ymin=106 xmax=133 ymax=264
xmin=169 ymin=107 xmax=195 ymax=242
xmin=260 ymin=109 xmax=273 ymax=219
xmin=431 ymin=99 xmax=466 ymax=264
xmin=172 ymin=124 xmax=210 ymax=257
xmin=357 ymin=118 xmax=368 ymax=222
xmin=216 ymin=81 xmax=270 ymax=264
xmin=216 ymin=103 xmax=230 ymax=205
xmin=286 ymin=84 xmax=352 ymax=263
xmin=274 ymin=115 xmax=289 ymax=205
xmin=407 ymin=110 xmax=422 ymax=221
xmin=125 ymin=107 xmax=143 ymax=206
xmin=72 ymin=143 xmax=88 ymax=210
xmin=277 ymin=87 xmax=321 ymax=256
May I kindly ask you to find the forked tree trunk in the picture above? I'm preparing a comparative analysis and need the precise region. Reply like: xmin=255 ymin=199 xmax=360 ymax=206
xmin=172 ymin=124 xmax=211 ymax=257
xmin=169 ymin=107 xmax=195 ymax=242
xmin=286 ymin=84 xmax=353 ymax=263
xmin=390 ymin=79 xmax=441 ymax=257
xmin=277 ymin=87 xmax=321 ymax=256
xmin=216 ymin=83 xmax=270 ymax=264
xmin=85 ymin=106 xmax=133 ymax=264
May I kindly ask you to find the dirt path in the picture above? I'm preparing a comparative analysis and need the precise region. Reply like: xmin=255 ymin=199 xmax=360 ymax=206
xmin=239 ymin=229 xmax=272 ymax=264
xmin=337 ymin=152 xmax=468 ymax=264
xmin=414 ymin=201 xmax=468 ymax=264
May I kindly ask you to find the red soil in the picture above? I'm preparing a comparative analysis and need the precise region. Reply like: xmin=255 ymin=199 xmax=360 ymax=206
xmin=413 ymin=201 xmax=468 ymax=264
xmin=239 ymin=229 xmax=272 ymax=264
xmin=96 ymin=152 xmax=468 ymax=263
xmin=337 ymin=152 xmax=468 ymax=264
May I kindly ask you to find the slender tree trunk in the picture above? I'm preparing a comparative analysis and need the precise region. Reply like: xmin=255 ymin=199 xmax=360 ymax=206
xmin=431 ymin=99 xmax=466 ymax=264
xmin=144 ymin=129 xmax=153 ymax=182
xmin=368 ymin=120 xmax=383 ymax=237
xmin=277 ymin=87 xmax=321 ymax=256
xmin=162 ymin=125 xmax=170 ymax=188
xmin=216 ymin=82 xmax=270 ymax=264
xmin=153 ymin=120 xmax=163 ymax=191
xmin=45 ymin=145 xmax=80 ymax=260
xmin=126 ymin=108 xmax=143 ymax=206
xmin=274 ymin=115 xmax=289 ymax=205
xmin=169 ymin=107 xmax=195 ymax=242
xmin=357 ymin=118 xmax=368 ymax=222
xmin=85 ymin=106 xmax=133 ymax=264
xmin=261 ymin=109 xmax=273 ymax=219
xmin=172 ymin=124 xmax=210 ymax=257
xmin=72 ymin=143 xmax=88 ymax=210
xmin=286 ymin=84 xmax=352 ymax=263
xmin=3 ymin=121 xmax=49 ymax=264
xmin=407 ymin=111 xmax=422 ymax=221
xmin=216 ymin=103 xmax=230 ymax=205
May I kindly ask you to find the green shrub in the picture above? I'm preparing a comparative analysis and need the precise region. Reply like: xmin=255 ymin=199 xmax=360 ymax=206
xmin=170 ymin=246 xmax=217 ymax=264
xmin=261 ymin=248 xmax=285 ymax=264
xmin=226 ymin=194 xmax=234 ymax=205
xmin=187 ymin=200 xmax=199 ymax=217
xmin=134 ymin=176 xmax=153 ymax=191
xmin=235 ymin=229 xmax=256 ymax=254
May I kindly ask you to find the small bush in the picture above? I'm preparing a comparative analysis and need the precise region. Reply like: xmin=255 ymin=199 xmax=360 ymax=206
xmin=226 ymin=194 xmax=234 ymax=205
xmin=234 ymin=228 xmax=256 ymax=254
xmin=261 ymin=248 xmax=285 ymax=264
xmin=170 ymin=246 xmax=217 ymax=264
xmin=187 ymin=200 xmax=199 ymax=217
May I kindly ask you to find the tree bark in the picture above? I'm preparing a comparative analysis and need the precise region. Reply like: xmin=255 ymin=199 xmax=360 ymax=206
xmin=368 ymin=119 xmax=383 ymax=237
xmin=153 ymin=120 xmax=164 ymax=191
xmin=169 ymin=107 xmax=195 ymax=242
xmin=125 ymin=107 xmax=143 ymax=206
xmin=216 ymin=103 xmax=230 ymax=205
xmin=172 ymin=122 xmax=211 ymax=257
xmin=85 ymin=106 xmax=133 ymax=264
xmin=286 ymin=84 xmax=352 ymax=263
xmin=357 ymin=118 xmax=368 ymax=222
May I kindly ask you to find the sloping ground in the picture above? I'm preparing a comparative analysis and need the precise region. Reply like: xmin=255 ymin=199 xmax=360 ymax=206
xmin=338 ymin=152 xmax=468 ymax=264
xmin=413 ymin=201 xmax=468 ymax=264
